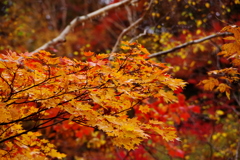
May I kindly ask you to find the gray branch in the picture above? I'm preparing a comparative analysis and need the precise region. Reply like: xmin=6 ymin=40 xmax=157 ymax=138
xmin=147 ymin=32 xmax=233 ymax=59
xmin=111 ymin=0 xmax=154 ymax=54
xmin=31 ymin=0 xmax=138 ymax=54
xmin=129 ymin=29 xmax=148 ymax=43
xmin=111 ymin=17 xmax=144 ymax=54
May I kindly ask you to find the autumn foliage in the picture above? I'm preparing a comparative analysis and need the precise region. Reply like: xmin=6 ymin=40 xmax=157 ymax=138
xmin=0 ymin=42 xmax=186 ymax=159
xmin=200 ymin=26 xmax=240 ymax=98
xmin=1 ymin=0 xmax=240 ymax=159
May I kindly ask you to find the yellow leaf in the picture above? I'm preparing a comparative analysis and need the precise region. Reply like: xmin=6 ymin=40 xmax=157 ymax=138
xmin=216 ymin=110 xmax=224 ymax=116
xmin=48 ymin=149 xmax=66 ymax=158
xmin=196 ymin=20 xmax=202 ymax=27
xmin=149 ymin=120 xmax=164 ymax=125
xmin=196 ymin=29 xmax=201 ymax=35
xmin=216 ymin=83 xmax=231 ymax=93
xmin=0 ymin=62 xmax=6 ymax=69
xmin=223 ymin=36 xmax=235 ymax=41
xmin=226 ymin=91 xmax=230 ymax=100
xmin=152 ymin=126 xmax=177 ymax=141
xmin=139 ymin=105 xmax=150 ymax=113
xmin=121 ymin=46 xmax=131 ymax=50
xmin=121 ymin=41 xmax=129 ymax=45
xmin=205 ymin=2 xmax=210 ymax=8
xmin=201 ymin=77 xmax=219 ymax=91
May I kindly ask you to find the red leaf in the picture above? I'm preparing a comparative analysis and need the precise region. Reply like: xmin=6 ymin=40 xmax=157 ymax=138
xmin=190 ymin=105 xmax=201 ymax=113
xmin=180 ymin=112 xmax=190 ymax=121
xmin=0 ymin=68 xmax=5 ymax=73
xmin=174 ymin=87 xmax=183 ymax=94
xmin=76 ymin=131 xmax=83 ymax=138
xmin=168 ymin=148 xmax=185 ymax=158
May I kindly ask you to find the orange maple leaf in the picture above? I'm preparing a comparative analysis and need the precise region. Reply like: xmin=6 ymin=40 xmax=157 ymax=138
xmin=84 ymin=51 xmax=94 ymax=56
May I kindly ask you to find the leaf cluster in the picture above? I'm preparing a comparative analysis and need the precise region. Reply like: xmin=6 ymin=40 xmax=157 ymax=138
xmin=199 ymin=26 xmax=240 ymax=99
xmin=0 ymin=42 xmax=186 ymax=158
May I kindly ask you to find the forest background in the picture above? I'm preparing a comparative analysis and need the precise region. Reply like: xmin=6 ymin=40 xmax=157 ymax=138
xmin=1 ymin=0 xmax=240 ymax=159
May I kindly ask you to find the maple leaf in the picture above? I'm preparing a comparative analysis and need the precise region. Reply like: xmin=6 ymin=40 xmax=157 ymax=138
xmin=84 ymin=51 xmax=94 ymax=56
xmin=0 ymin=62 xmax=6 ymax=73
xmin=200 ymin=77 xmax=219 ymax=91
xmin=201 ymin=26 xmax=240 ymax=101
xmin=0 ymin=42 xmax=187 ymax=157
xmin=139 ymin=105 xmax=150 ymax=113
xmin=121 ymin=45 xmax=131 ymax=50
xmin=216 ymin=83 xmax=231 ymax=93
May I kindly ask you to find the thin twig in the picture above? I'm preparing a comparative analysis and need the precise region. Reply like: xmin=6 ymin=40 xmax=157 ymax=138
xmin=142 ymin=144 xmax=160 ymax=160
xmin=235 ymin=127 xmax=240 ymax=160
xmin=147 ymin=32 xmax=233 ymax=59
xmin=111 ymin=0 xmax=154 ymax=54
xmin=60 ymin=0 xmax=67 ymax=30
xmin=129 ymin=29 xmax=148 ymax=43
xmin=0 ymin=108 xmax=48 ymax=126
xmin=111 ymin=17 xmax=144 ymax=54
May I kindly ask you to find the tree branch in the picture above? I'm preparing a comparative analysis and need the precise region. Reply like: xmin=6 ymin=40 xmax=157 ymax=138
xmin=111 ymin=0 xmax=154 ymax=54
xmin=236 ymin=136 xmax=240 ymax=160
xmin=111 ymin=17 xmax=144 ymax=54
xmin=147 ymin=32 xmax=233 ymax=59
xmin=235 ymin=124 xmax=240 ymax=160
xmin=142 ymin=144 xmax=160 ymax=160
xmin=129 ymin=28 xmax=148 ymax=43
xmin=0 ymin=108 xmax=48 ymax=126
xmin=0 ymin=118 xmax=67 ymax=144
xmin=31 ymin=0 xmax=138 ymax=54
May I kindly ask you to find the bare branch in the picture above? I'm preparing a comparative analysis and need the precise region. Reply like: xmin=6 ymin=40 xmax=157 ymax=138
xmin=0 ymin=117 xmax=67 ymax=144
xmin=111 ymin=17 xmax=144 ymax=54
xmin=129 ymin=28 xmax=148 ymax=42
xmin=147 ymin=32 xmax=233 ymax=59
xmin=31 ymin=0 xmax=138 ymax=54
xmin=60 ymin=0 xmax=67 ymax=30
xmin=142 ymin=144 xmax=161 ymax=160
xmin=125 ymin=5 xmax=133 ymax=24
xmin=111 ymin=0 xmax=154 ymax=54
xmin=0 ymin=108 xmax=48 ymax=126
